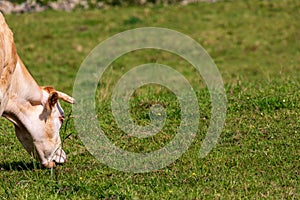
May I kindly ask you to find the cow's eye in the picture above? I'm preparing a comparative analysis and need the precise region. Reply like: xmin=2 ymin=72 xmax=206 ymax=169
xmin=59 ymin=116 xmax=65 ymax=124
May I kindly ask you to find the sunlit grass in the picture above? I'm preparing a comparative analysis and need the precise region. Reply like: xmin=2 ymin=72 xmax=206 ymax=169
xmin=0 ymin=0 xmax=299 ymax=199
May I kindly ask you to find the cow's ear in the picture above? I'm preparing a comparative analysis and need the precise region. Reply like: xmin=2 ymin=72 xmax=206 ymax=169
xmin=57 ymin=91 xmax=76 ymax=104
xmin=45 ymin=92 xmax=58 ymax=111
xmin=41 ymin=86 xmax=56 ymax=94
xmin=41 ymin=86 xmax=56 ymax=107
xmin=41 ymin=86 xmax=75 ymax=105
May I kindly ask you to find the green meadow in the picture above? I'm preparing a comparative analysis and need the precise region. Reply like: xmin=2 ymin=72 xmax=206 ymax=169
xmin=0 ymin=0 xmax=299 ymax=199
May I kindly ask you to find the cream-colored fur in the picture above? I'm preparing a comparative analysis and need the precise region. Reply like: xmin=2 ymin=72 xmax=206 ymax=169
xmin=0 ymin=13 xmax=75 ymax=168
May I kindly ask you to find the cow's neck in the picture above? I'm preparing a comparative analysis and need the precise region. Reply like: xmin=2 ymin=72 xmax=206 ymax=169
xmin=3 ymin=57 xmax=43 ymax=124
xmin=11 ymin=57 xmax=42 ymax=103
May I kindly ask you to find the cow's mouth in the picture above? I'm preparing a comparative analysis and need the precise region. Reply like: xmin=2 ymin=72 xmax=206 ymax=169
xmin=43 ymin=148 xmax=66 ymax=168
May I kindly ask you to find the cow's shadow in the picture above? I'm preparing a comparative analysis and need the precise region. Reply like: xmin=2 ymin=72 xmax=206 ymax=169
xmin=0 ymin=161 xmax=42 ymax=171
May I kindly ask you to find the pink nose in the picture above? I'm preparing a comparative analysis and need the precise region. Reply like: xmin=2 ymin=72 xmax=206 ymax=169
xmin=43 ymin=149 xmax=67 ymax=168
xmin=43 ymin=161 xmax=56 ymax=168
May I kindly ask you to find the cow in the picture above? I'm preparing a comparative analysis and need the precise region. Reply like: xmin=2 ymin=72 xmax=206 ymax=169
xmin=0 ymin=12 xmax=75 ymax=168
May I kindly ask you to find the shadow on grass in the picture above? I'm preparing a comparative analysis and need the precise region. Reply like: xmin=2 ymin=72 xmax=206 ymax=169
xmin=0 ymin=161 xmax=41 ymax=171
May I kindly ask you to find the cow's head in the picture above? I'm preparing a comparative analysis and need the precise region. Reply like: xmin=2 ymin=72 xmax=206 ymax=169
xmin=6 ymin=86 xmax=75 ymax=168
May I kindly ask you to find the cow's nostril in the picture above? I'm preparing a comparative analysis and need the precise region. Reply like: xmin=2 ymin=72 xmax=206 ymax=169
xmin=43 ymin=161 xmax=56 ymax=168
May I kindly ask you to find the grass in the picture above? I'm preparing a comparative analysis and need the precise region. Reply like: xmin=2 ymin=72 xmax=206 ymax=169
xmin=1 ymin=0 xmax=300 ymax=199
